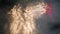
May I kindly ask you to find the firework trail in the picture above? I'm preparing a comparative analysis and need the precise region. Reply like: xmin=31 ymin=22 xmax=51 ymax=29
xmin=8 ymin=2 xmax=46 ymax=34
xmin=9 ymin=4 xmax=36 ymax=34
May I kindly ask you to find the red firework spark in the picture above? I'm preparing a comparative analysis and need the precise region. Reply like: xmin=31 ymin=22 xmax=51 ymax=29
xmin=45 ymin=3 xmax=55 ymax=22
